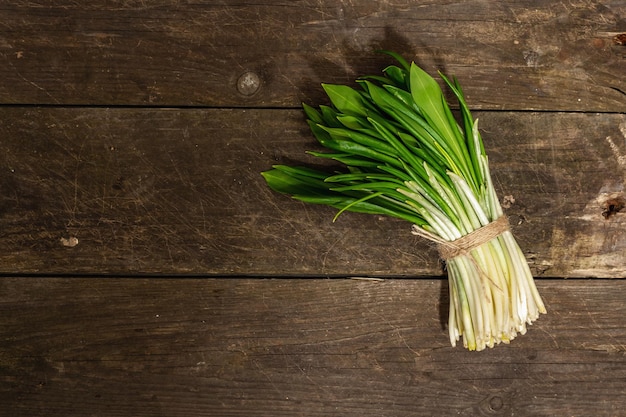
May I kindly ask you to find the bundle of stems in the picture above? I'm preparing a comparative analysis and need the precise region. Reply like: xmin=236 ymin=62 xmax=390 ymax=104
xmin=262 ymin=51 xmax=546 ymax=350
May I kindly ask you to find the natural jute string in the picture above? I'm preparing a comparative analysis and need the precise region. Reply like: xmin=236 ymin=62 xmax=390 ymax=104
xmin=411 ymin=215 xmax=510 ymax=260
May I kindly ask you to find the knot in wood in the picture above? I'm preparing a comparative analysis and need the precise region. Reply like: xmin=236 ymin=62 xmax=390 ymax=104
xmin=237 ymin=71 xmax=261 ymax=96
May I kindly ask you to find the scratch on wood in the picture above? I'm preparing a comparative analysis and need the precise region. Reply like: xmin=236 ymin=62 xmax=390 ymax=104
xmin=605 ymin=136 xmax=626 ymax=168
xmin=585 ymin=344 xmax=626 ymax=354
xmin=349 ymin=277 xmax=385 ymax=281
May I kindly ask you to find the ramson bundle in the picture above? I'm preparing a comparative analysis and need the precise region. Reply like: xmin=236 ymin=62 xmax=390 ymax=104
xmin=262 ymin=51 xmax=546 ymax=350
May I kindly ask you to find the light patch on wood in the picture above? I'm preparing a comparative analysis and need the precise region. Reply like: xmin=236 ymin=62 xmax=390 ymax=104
xmin=60 ymin=236 xmax=79 ymax=248
xmin=562 ymin=118 xmax=626 ymax=276
xmin=575 ymin=188 xmax=624 ymax=222
xmin=547 ymin=227 xmax=565 ymax=272
xmin=605 ymin=136 xmax=626 ymax=167
xmin=501 ymin=194 xmax=516 ymax=209
xmin=563 ymin=186 xmax=626 ymax=277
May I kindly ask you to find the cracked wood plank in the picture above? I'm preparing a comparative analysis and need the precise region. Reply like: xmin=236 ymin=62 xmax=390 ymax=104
xmin=0 ymin=0 xmax=623 ymax=111
xmin=1 ymin=277 xmax=625 ymax=417
xmin=1 ymin=108 xmax=625 ymax=277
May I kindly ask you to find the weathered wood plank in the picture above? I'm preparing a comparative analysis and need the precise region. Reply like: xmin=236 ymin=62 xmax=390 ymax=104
xmin=1 ymin=277 xmax=625 ymax=416
xmin=0 ymin=0 xmax=623 ymax=111
xmin=1 ymin=108 xmax=626 ymax=277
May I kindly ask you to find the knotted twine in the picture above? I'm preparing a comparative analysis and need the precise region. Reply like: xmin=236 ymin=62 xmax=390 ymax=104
xmin=411 ymin=215 xmax=511 ymax=261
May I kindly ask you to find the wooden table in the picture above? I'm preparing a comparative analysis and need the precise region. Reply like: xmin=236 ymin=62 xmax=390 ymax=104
xmin=1 ymin=1 xmax=625 ymax=416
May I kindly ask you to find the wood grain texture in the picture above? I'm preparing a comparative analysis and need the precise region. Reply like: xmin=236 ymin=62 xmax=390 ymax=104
xmin=0 ymin=0 xmax=623 ymax=111
xmin=2 ymin=108 xmax=626 ymax=277
xmin=1 ymin=277 xmax=625 ymax=417
xmin=1 ymin=1 xmax=625 ymax=416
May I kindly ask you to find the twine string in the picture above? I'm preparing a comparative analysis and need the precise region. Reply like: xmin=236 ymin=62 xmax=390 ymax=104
xmin=411 ymin=215 xmax=511 ymax=261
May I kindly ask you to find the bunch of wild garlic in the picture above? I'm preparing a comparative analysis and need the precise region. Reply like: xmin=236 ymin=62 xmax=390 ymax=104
xmin=262 ymin=51 xmax=546 ymax=350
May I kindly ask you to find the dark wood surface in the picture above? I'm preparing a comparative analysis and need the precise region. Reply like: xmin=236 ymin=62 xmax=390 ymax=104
xmin=0 ymin=1 xmax=624 ymax=111
xmin=1 ymin=1 xmax=625 ymax=416
xmin=2 ymin=108 xmax=626 ymax=277
xmin=2 ymin=277 xmax=626 ymax=417
xmin=2 ymin=278 xmax=626 ymax=417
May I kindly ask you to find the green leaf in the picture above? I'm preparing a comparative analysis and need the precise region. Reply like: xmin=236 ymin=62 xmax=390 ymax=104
xmin=264 ymin=52 xmax=492 ymax=239
xmin=331 ymin=191 xmax=386 ymax=222
xmin=325 ymin=172 xmax=404 ymax=185
xmin=306 ymin=120 xmax=336 ymax=148
xmin=330 ymin=181 xmax=406 ymax=192
xmin=409 ymin=63 xmax=454 ymax=140
xmin=336 ymin=114 xmax=369 ymax=130
xmin=440 ymin=72 xmax=484 ymax=186
xmin=294 ymin=194 xmax=426 ymax=225
xmin=302 ymin=102 xmax=324 ymax=124
xmin=325 ymin=139 xmax=403 ymax=168
xmin=306 ymin=151 xmax=381 ymax=168
xmin=383 ymin=84 xmax=416 ymax=109
xmin=261 ymin=167 xmax=328 ymax=196
xmin=368 ymin=117 xmax=424 ymax=172
xmin=318 ymin=125 xmax=399 ymax=157
xmin=409 ymin=63 xmax=477 ymax=192
xmin=319 ymin=105 xmax=343 ymax=127
xmin=383 ymin=65 xmax=408 ymax=88
xmin=359 ymin=75 xmax=394 ymax=85
xmin=322 ymin=84 xmax=368 ymax=117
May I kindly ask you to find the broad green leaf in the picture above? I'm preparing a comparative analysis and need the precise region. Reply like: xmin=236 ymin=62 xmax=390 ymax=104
xmin=261 ymin=168 xmax=328 ymax=196
xmin=336 ymin=115 xmax=368 ymax=130
xmin=270 ymin=165 xmax=330 ymax=183
xmin=409 ymin=63 xmax=451 ymax=136
xmin=302 ymin=102 xmax=324 ymax=124
xmin=307 ymin=120 xmax=336 ymax=148
xmin=409 ymin=64 xmax=477 ymax=192
xmin=382 ymin=84 xmax=416 ymax=109
xmin=319 ymin=105 xmax=343 ymax=127
xmin=322 ymin=84 xmax=368 ymax=117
